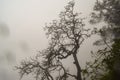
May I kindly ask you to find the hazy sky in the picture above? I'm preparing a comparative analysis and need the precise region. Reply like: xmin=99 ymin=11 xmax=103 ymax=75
xmin=0 ymin=0 xmax=96 ymax=80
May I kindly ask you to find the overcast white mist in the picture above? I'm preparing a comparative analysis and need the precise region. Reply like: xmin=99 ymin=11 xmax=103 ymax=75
xmin=0 ymin=0 xmax=96 ymax=80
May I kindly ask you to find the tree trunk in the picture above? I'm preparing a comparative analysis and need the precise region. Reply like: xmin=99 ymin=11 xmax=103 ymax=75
xmin=73 ymin=54 xmax=82 ymax=80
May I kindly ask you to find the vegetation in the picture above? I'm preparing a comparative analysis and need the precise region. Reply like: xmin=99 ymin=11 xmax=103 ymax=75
xmin=16 ymin=1 xmax=90 ymax=80
xmin=16 ymin=0 xmax=120 ymax=80
xmin=83 ymin=0 xmax=120 ymax=80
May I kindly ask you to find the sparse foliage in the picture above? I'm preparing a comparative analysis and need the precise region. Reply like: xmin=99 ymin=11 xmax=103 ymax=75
xmin=83 ymin=0 xmax=120 ymax=80
xmin=16 ymin=1 xmax=90 ymax=80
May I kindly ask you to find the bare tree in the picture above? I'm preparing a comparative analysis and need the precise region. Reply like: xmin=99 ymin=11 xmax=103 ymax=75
xmin=16 ymin=1 xmax=90 ymax=80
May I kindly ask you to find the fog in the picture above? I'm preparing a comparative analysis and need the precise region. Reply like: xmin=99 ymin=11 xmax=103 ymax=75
xmin=0 ymin=0 xmax=96 ymax=80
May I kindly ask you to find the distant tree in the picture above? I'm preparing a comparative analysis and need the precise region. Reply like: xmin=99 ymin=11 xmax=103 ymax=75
xmin=82 ymin=0 xmax=120 ymax=80
xmin=90 ymin=0 xmax=120 ymax=25
xmin=16 ymin=1 xmax=90 ymax=80
xmin=90 ymin=0 xmax=120 ymax=40
xmin=0 ymin=23 xmax=10 ymax=37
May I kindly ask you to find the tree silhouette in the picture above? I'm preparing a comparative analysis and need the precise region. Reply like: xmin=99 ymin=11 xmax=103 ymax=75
xmin=16 ymin=1 xmax=90 ymax=80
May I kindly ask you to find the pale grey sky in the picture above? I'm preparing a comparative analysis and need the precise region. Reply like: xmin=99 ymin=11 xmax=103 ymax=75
xmin=0 ymin=0 xmax=96 ymax=80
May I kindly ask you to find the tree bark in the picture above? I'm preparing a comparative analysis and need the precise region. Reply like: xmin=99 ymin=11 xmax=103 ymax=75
xmin=73 ymin=54 xmax=82 ymax=80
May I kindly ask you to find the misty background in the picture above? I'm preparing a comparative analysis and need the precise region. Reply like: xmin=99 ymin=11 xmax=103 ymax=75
xmin=0 ymin=0 xmax=98 ymax=80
